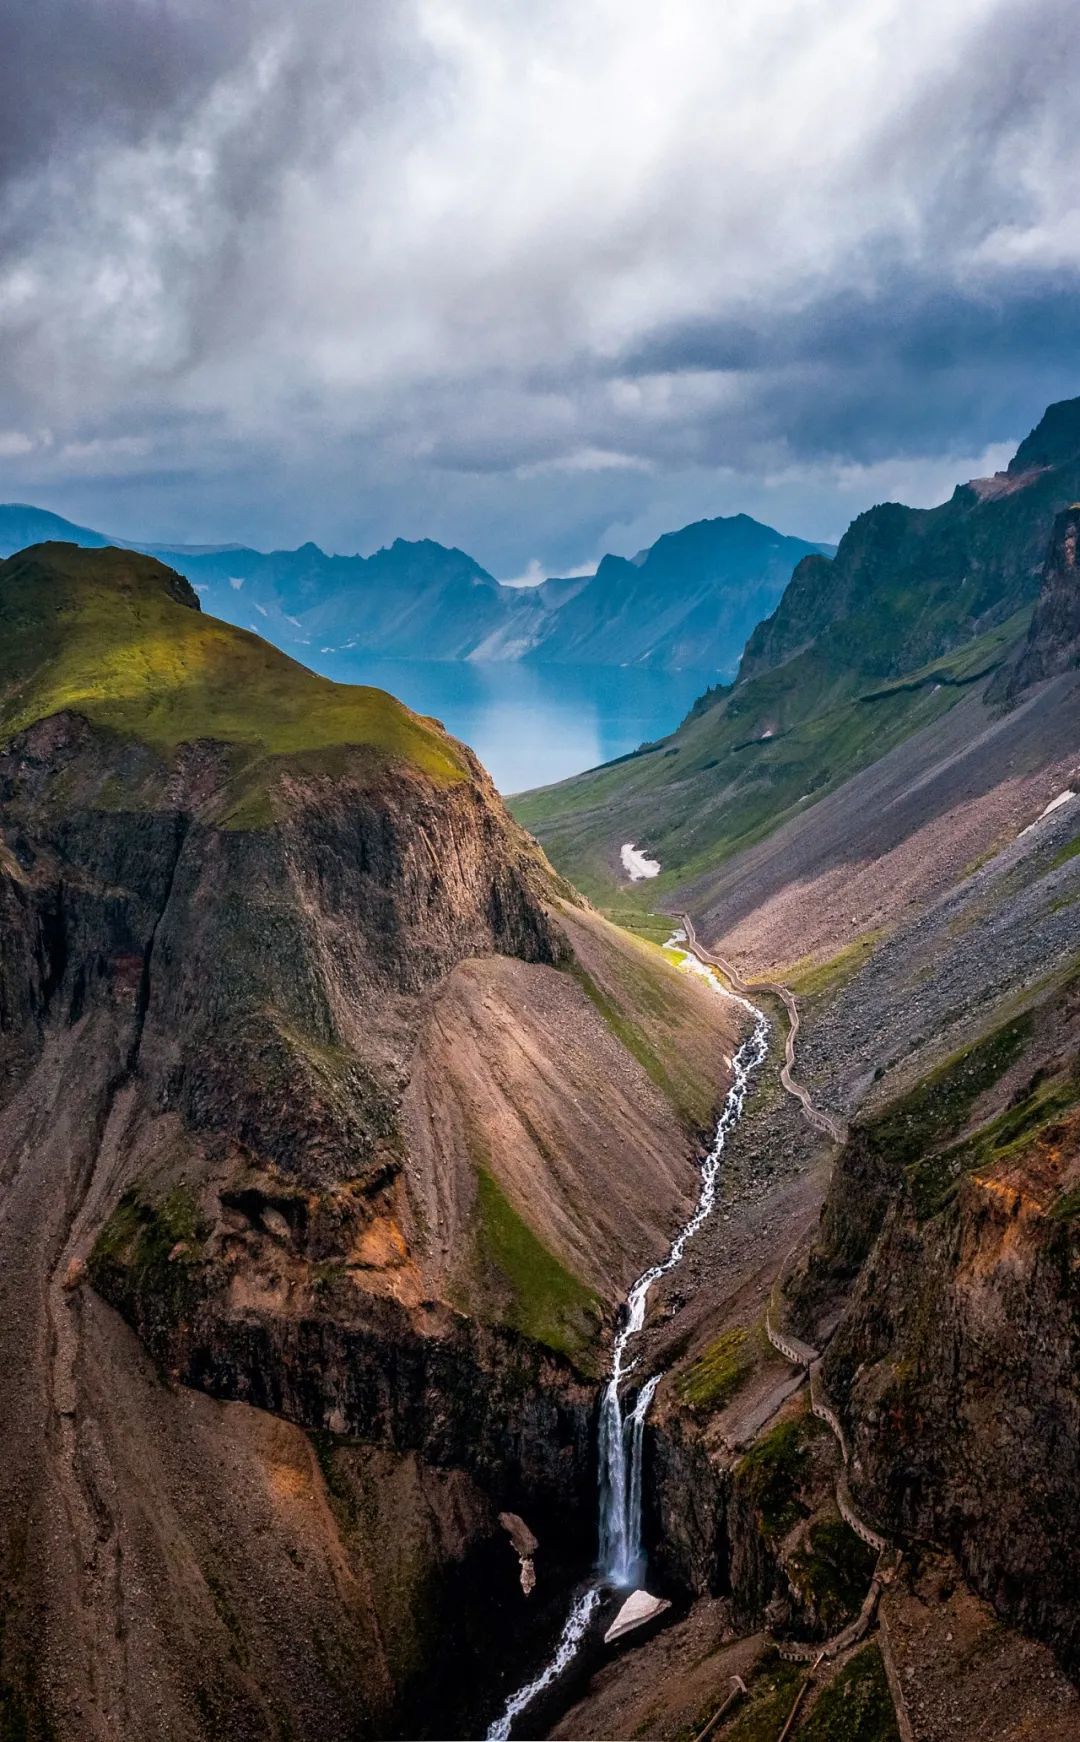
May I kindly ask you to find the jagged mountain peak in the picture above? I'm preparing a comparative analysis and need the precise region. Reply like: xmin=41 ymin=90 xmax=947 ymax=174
xmin=1008 ymin=393 xmax=1080 ymax=474
xmin=0 ymin=500 xmax=821 ymax=674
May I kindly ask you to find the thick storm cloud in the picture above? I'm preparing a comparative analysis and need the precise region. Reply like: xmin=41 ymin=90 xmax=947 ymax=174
xmin=2 ymin=0 xmax=1079 ymax=570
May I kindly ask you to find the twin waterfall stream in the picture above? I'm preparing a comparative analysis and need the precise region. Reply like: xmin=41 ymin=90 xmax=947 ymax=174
xmin=487 ymin=934 xmax=769 ymax=1740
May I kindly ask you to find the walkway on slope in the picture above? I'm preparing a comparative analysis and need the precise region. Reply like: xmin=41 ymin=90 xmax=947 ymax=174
xmin=679 ymin=915 xmax=847 ymax=1144
xmin=759 ymin=1308 xmax=897 ymax=1671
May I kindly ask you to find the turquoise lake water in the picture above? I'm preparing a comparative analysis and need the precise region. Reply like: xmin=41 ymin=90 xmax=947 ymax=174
xmin=309 ymin=652 xmax=712 ymax=793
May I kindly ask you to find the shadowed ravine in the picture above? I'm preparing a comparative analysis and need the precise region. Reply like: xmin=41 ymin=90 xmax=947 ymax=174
xmin=486 ymin=936 xmax=769 ymax=1741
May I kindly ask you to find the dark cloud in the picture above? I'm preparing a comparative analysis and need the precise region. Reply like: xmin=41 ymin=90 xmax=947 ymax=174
xmin=2 ymin=0 xmax=1080 ymax=572
xmin=0 ymin=3 xmax=259 ymax=186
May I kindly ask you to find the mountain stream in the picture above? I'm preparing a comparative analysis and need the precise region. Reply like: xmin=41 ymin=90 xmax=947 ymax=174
xmin=486 ymin=933 xmax=769 ymax=1739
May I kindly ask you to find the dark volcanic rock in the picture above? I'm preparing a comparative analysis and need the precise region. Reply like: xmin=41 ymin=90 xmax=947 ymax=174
xmin=796 ymin=1008 xmax=1080 ymax=1675
xmin=1009 ymin=502 xmax=1080 ymax=692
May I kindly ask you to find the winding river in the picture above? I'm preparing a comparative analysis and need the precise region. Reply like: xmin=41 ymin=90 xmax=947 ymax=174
xmin=487 ymin=934 xmax=769 ymax=1741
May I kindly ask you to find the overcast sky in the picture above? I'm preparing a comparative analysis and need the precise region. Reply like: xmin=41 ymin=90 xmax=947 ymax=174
xmin=2 ymin=0 xmax=1080 ymax=576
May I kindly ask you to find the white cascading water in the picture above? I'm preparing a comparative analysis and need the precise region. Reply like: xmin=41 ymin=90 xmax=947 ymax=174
xmin=486 ymin=933 xmax=768 ymax=1741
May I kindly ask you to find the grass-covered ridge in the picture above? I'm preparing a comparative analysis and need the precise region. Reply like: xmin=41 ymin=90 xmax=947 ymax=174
xmin=511 ymin=611 xmax=1029 ymax=909
xmin=858 ymin=971 xmax=1080 ymax=1218
xmin=0 ymin=543 xmax=467 ymax=797
xmin=798 ymin=1644 xmax=900 ymax=1741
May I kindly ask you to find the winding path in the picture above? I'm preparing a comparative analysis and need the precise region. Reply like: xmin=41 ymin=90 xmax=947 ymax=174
xmin=679 ymin=915 xmax=846 ymax=1144
xmin=676 ymin=913 xmax=899 ymax=1675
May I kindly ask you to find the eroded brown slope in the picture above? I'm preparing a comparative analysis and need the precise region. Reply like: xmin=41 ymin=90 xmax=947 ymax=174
xmin=0 ymin=546 xmax=742 ymax=1739
xmin=682 ymin=667 xmax=1078 ymax=977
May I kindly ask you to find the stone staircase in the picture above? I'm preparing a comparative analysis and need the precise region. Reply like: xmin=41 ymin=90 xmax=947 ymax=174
xmin=762 ymin=1302 xmax=895 ymax=1661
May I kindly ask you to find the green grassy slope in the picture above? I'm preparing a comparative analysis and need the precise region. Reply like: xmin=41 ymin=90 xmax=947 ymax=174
xmin=0 ymin=543 xmax=467 ymax=791
xmin=512 ymin=397 xmax=1080 ymax=908
xmin=512 ymin=611 xmax=1027 ymax=906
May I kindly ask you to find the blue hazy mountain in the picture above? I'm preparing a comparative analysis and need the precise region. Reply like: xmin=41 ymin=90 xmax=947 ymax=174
xmin=0 ymin=502 xmax=825 ymax=675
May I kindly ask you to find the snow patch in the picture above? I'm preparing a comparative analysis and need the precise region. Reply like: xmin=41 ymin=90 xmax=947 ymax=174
xmin=604 ymin=1589 xmax=670 ymax=1645
xmin=621 ymin=842 xmax=660 ymax=880
xmin=1019 ymin=789 xmax=1076 ymax=835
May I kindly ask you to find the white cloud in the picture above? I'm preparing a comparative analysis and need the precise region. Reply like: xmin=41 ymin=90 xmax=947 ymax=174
xmin=762 ymin=442 xmax=1019 ymax=520
xmin=0 ymin=430 xmax=36 ymax=457
xmin=500 ymin=557 xmax=596 ymax=587
xmin=515 ymin=447 xmax=655 ymax=480
xmin=0 ymin=0 xmax=1077 ymax=564
xmin=229 ymin=576 xmax=244 ymax=589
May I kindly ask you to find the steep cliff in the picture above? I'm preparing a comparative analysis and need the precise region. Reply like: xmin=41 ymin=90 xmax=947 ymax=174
xmin=0 ymin=543 xmax=744 ymax=1739
xmin=792 ymin=975 xmax=1080 ymax=1671
xmin=1009 ymin=501 xmax=1080 ymax=692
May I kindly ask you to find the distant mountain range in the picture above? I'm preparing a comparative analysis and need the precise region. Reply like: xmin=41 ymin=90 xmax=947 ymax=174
xmin=0 ymin=502 xmax=826 ymax=676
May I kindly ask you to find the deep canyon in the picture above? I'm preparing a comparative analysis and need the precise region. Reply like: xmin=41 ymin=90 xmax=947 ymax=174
xmin=1 ymin=401 xmax=1079 ymax=1742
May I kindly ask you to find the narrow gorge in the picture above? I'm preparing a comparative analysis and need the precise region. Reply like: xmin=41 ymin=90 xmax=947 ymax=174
xmin=488 ymin=938 xmax=769 ymax=1739
xmin=2 ymin=532 xmax=1077 ymax=1742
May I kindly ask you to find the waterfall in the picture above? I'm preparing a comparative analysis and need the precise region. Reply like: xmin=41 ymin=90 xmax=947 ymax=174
xmin=486 ymin=1587 xmax=601 ymax=1742
xmin=624 ymin=1373 xmax=661 ymax=1580
xmin=486 ymin=934 xmax=768 ymax=1740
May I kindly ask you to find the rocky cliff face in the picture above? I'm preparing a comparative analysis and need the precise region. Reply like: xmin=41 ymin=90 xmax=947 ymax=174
xmin=792 ymin=980 xmax=1080 ymax=1673
xmin=0 ymin=543 xmax=743 ymax=1740
xmin=1009 ymin=502 xmax=1080 ymax=691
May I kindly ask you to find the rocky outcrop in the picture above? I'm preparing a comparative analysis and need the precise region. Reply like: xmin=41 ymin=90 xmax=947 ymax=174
xmin=793 ymin=991 xmax=1080 ymax=1674
xmin=1009 ymin=502 xmax=1080 ymax=692
xmin=821 ymin=1160 xmax=1079 ymax=1668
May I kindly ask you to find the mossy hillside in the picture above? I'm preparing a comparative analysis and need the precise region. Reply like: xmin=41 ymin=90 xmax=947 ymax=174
xmin=562 ymin=908 xmax=734 ymax=1130
xmin=785 ymin=1515 xmax=878 ymax=1633
xmin=735 ymin=1411 xmax=826 ymax=1542
xmin=910 ymin=1061 xmax=1080 ymax=1219
xmin=781 ymin=931 xmax=886 ymax=1000
xmin=701 ymin=1658 xmax=804 ymax=1742
xmin=863 ymin=1012 xmax=1034 ymax=1173
xmin=797 ymin=1644 xmax=900 ymax=1741
xmin=471 ymin=1166 xmax=601 ymax=1368
xmin=0 ymin=545 xmax=467 ymax=815
xmin=676 ymin=1326 xmax=755 ymax=1413
xmin=858 ymin=983 xmax=1080 ymax=1216
xmin=568 ymin=949 xmax=711 ymax=1130
xmin=89 ymin=1185 xmax=209 ymax=1327
xmin=1049 ymin=831 xmax=1080 ymax=872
